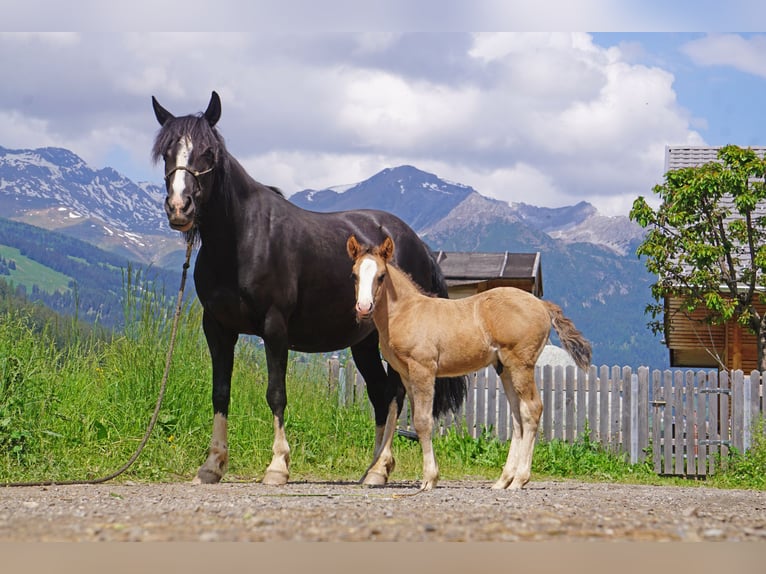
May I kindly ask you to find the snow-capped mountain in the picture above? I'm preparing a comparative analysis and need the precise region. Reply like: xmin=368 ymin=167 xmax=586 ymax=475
xmin=291 ymin=165 xmax=474 ymax=231
xmin=293 ymin=166 xmax=644 ymax=256
xmin=0 ymin=145 xmax=181 ymax=265
xmin=507 ymin=201 xmax=644 ymax=256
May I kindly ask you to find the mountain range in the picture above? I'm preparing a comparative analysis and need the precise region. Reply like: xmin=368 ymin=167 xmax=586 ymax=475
xmin=0 ymin=146 xmax=667 ymax=367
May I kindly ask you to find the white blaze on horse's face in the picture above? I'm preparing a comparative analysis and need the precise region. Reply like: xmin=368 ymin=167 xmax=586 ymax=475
xmin=355 ymin=255 xmax=380 ymax=318
xmin=168 ymin=135 xmax=193 ymax=211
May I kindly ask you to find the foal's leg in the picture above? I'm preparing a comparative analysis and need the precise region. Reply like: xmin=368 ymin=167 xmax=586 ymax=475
xmin=496 ymin=365 xmax=542 ymax=490
xmin=493 ymin=369 xmax=521 ymax=490
xmin=351 ymin=335 xmax=402 ymax=485
xmin=194 ymin=314 xmax=238 ymax=484
xmin=408 ymin=365 xmax=439 ymax=491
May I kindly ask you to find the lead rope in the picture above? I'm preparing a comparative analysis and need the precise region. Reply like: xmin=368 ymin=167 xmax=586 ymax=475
xmin=1 ymin=240 xmax=194 ymax=488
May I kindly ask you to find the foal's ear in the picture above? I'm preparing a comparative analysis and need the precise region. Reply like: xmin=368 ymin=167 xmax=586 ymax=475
xmin=204 ymin=91 xmax=222 ymax=127
xmin=346 ymin=235 xmax=362 ymax=260
xmin=380 ymin=236 xmax=395 ymax=261
xmin=152 ymin=96 xmax=174 ymax=126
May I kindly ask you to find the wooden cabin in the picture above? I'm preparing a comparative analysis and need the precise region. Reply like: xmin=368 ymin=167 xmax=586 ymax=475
xmin=434 ymin=250 xmax=542 ymax=299
xmin=663 ymin=146 xmax=766 ymax=371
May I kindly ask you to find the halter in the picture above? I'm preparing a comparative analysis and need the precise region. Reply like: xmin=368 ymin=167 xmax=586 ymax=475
xmin=164 ymin=165 xmax=215 ymax=188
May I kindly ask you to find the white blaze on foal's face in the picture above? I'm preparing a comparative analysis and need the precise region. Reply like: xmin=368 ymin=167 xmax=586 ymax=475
xmin=355 ymin=256 xmax=380 ymax=316
xmin=168 ymin=135 xmax=193 ymax=211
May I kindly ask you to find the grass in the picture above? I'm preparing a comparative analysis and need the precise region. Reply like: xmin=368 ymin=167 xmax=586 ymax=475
xmin=1 ymin=284 xmax=764 ymax=489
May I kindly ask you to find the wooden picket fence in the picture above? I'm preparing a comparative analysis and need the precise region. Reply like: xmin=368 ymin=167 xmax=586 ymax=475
xmin=327 ymin=358 xmax=765 ymax=477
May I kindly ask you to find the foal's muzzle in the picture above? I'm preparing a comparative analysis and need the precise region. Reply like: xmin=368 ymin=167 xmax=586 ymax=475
xmin=355 ymin=302 xmax=374 ymax=321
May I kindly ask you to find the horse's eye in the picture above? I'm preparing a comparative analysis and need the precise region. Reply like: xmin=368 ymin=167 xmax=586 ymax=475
xmin=377 ymin=273 xmax=386 ymax=284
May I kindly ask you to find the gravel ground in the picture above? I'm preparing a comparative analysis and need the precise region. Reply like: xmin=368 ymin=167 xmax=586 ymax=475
xmin=1 ymin=479 xmax=766 ymax=542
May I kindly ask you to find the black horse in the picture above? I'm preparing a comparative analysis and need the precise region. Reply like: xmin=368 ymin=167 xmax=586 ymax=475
xmin=151 ymin=91 xmax=466 ymax=485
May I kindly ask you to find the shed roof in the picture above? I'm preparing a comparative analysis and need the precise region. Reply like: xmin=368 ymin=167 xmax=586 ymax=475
xmin=434 ymin=251 xmax=542 ymax=295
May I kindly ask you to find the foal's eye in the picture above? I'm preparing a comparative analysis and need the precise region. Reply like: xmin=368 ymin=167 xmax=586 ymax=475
xmin=377 ymin=273 xmax=386 ymax=284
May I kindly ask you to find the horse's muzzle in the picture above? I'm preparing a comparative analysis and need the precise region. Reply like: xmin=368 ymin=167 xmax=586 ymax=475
xmin=165 ymin=195 xmax=195 ymax=232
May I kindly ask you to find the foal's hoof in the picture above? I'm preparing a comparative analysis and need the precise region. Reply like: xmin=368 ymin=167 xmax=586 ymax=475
xmin=261 ymin=470 xmax=289 ymax=486
xmin=360 ymin=471 xmax=388 ymax=487
xmin=491 ymin=477 xmax=512 ymax=490
xmin=193 ymin=467 xmax=223 ymax=484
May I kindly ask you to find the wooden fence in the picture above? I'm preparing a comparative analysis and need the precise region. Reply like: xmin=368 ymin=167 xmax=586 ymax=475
xmin=327 ymin=357 xmax=765 ymax=477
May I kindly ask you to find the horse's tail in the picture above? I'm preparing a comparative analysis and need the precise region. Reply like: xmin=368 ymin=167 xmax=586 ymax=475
xmin=429 ymin=250 xmax=468 ymax=418
xmin=543 ymin=301 xmax=592 ymax=371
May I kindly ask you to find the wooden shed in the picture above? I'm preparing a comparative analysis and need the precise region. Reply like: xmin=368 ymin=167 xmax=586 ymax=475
xmin=434 ymin=251 xmax=542 ymax=299
xmin=663 ymin=145 xmax=766 ymax=371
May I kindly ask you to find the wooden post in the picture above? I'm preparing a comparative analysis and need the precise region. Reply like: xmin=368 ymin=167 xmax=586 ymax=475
xmin=565 ymin=365 xmax=575 ymax=443
xmin=328 ymin=355 xmax=340 ymax=394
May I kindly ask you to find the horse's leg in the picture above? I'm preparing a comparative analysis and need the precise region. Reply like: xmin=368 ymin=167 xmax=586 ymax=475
xmin=351 ymin=333 xmax=403 ymax=485
xmin=408 ymin=365 xmax=439 ymax=491
xmin=194 ymin=313 xmax=238 ymax=484
xmin=496 ymin=364 xmax=542 ymax=490
xmin=261 ymin=316 xmax=291 ymax=486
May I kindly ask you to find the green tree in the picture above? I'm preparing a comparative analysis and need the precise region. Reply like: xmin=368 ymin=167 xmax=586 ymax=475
xmin=630 ymin=145 xmax=766 ymax=370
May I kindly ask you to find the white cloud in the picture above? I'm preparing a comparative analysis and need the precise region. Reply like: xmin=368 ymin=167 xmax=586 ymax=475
xmin=0 ymin=31 xmax=705 ymax=216
xmin=681 ymin=33 xmax=766 ymax=78
xmin=334 ymin=69 xmax=480 ymax=150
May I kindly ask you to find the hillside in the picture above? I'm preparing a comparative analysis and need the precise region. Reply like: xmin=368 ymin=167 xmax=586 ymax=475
xmin=0 ymin=145 xmax=181 ymax=267
xmin=0 ymin=217 xmax=188 ymax=328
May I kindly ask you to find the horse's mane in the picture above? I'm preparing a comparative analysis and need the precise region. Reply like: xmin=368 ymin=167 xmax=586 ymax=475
xmin=151 ymin=113 xmax=225 ymax=165
xmin=152 ymin=113 xmax=284 ymax=245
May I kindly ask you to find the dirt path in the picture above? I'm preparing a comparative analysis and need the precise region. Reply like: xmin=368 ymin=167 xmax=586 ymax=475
xmin=1 ymin=479 xmax=765 ymax=542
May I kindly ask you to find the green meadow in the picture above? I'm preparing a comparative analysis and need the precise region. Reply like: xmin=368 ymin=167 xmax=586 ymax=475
xmin=0 ymin=284 xmax=763 ymax=489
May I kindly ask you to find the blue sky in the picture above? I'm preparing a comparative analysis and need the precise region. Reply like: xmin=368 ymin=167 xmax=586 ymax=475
xmin=592 ymin=33 xmax=766 ymax=147
xmin=2 ymin=23 xmax=766 ymax=216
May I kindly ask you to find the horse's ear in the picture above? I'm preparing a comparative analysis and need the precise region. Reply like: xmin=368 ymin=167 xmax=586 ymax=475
xmin=204 ymin=91 xmax=222 ymax=127
xmin=380 ymin=236 xmax=395 ymax=261
xmin=152 ymin=96 xmax=174 ymax=126
xmin=346 ymin=235 xmax=362 ymax=260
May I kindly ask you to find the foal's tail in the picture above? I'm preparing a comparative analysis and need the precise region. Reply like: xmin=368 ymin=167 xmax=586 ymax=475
xmin=544 ymin=301 xmax=592 ymax=371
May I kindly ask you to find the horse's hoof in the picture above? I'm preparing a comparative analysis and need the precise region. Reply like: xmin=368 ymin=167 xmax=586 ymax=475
xmin=361 ymin=471 xmax=388 ymax=487
xmin=261 ymin=470 xmax=289 ymax=486
xmin=194 ymin=468 xmax=223 ymax=484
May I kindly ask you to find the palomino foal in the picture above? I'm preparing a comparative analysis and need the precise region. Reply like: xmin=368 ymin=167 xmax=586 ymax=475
xmin=347 ymin=235 xmax=592 ymax=492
